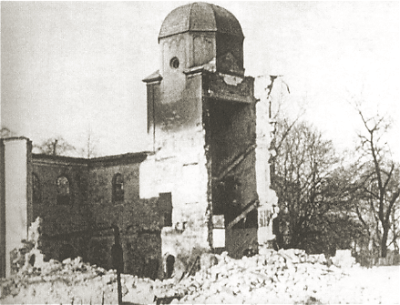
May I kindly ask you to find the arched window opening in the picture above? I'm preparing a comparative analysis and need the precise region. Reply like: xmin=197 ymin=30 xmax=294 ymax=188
xmin=57 ymin=176 xmax=70 ymax=205
xmin=32 ymin=173 xmax=41 ymax=204
xmin=112 ymin=173 xmax=124 ymax=203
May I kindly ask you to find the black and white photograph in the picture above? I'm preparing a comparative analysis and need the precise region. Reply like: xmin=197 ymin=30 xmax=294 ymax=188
xmin=1 ymin=2 xmax=399 ymax=304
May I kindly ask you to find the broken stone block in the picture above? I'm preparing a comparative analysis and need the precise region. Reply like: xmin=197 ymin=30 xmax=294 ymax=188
xmin=62 ymin=257 xmax=72 ymax=265
xmin=308 ymin=253 xmax=326 ymax=265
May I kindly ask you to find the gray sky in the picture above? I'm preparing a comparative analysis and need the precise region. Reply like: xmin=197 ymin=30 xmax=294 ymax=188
xmin=1 ymin=1 xmax=399 ymax=159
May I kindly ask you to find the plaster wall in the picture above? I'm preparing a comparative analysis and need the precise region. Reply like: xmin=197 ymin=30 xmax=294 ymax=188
xmin=144 ymin=69 xmax=211 ymax=261
xmin=147 ymin=73 xmax=203 ymax=142
xmin=140 ymin=134 xmax=210 ymax=264
xmin=0 ymin=140 xmax=5 ymax=277
xmin=160 ymin=33 xmax=188 ymax=104
xmin=2 ymin=138 xmax=29 ymax=277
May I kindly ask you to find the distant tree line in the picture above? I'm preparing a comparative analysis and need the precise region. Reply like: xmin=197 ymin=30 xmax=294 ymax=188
xmin=271 ymin=106 xmax=399 ymax=265
xmin=33 ymin=129 xmax=98 ymax=158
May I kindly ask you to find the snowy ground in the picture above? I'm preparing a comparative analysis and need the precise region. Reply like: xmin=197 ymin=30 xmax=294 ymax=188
xmin=317 ymin=265 xmax=400 ymax=304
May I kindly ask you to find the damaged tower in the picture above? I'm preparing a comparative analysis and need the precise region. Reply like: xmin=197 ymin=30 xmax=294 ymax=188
xmin=0 ymin=2 xmax=278 ymax=278
xmin=141 ymin=2 xmax=278 ymax=260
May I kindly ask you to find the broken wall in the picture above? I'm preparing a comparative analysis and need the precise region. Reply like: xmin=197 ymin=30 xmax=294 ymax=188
xmin=146 ymin=70 xmax=204 ymax=147
xmin=86 ymin=156 xmax=162 ymax=277
xmin=208 ymin=99 xmax=257 ymax=210
xmin=140 ymin=144 xmax=210 ymax=268
xmin=204 ymin=72 xmax=258 ymax=258
xmin=31 ymin=155 xmax=92 ymax=262
xmin=254 ymin=75 xmax=279 ymax=245
xmin=29 ymin=152 xmax=163 ymax=277
xmin=0 ymin=139 xmax=4 ymax=277
xmin=88 ymin=156 xmax=160 ymax=228
xmin=144 ymin=71 xmax=211 ymax=267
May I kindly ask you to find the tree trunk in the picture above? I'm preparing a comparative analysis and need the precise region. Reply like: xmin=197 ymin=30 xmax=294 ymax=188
xmin=381 ymin=227 xmax=389 ymax=258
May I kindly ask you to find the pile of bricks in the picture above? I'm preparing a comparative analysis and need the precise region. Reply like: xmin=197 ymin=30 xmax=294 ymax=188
xmin=154 ymin=249 xmax=347 ymax=304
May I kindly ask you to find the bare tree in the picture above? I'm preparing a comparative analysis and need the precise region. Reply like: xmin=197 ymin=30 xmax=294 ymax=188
xmin=353 ymin=109 xmax=400 ymax=258
xmin=34 ymin=136 xmax=75 ymax=156
xmin=272 ymin=120 xmax=346 ymax=252
xmin=80 ymin=127 xmax=98 ymax=158
xmin=389 ymin=201 xmax=400 ymax=253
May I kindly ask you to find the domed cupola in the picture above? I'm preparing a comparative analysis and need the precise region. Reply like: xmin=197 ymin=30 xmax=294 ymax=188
xmin=158 ymin=2 xmax=245 ymax=76
xmin=159 ymin=2 xmax=244 ymax=40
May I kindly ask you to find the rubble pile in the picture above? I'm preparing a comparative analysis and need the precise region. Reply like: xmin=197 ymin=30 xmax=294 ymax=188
xmin=2 ymin=247 xmax=397 ymax=304
xmin=155 ymin=249 xmax=347 ymax=304
xmin=0 ymin=256 xmax=154 ymax=304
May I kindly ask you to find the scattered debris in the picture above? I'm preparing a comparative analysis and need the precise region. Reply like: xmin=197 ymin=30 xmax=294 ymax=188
xmin=9 ymin=217 xmax=45 ymax=274
xmin=0 ymin=256 xmax=154 ymax=304
xmin=1 ymin=247 xmax=397 ymax=304
xmin=154 ymin=249 xmax=347 ymax=304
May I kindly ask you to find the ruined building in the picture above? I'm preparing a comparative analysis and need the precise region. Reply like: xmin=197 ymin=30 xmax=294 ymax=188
xmin=0 ymin=2 xmax=278 ymax=278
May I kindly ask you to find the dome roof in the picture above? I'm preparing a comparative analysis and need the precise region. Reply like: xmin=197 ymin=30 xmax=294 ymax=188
xmin=159 ymin=2 xmax=244 ymax=40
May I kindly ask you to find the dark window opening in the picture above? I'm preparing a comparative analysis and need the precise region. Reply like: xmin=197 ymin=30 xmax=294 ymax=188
xmin=32 ymin=173 xmax=41 ymax=204
xmin=159 ymin=193 xmax=172 ymax=227
xmin=112 ymin=173 xmax=124 ymax=203
xmin=57 ymin=176 xmax=70 ymax=205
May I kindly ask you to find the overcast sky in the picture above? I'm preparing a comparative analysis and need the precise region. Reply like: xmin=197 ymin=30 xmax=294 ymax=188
xmin=1 ymin=1 xmax=399 ymax=160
